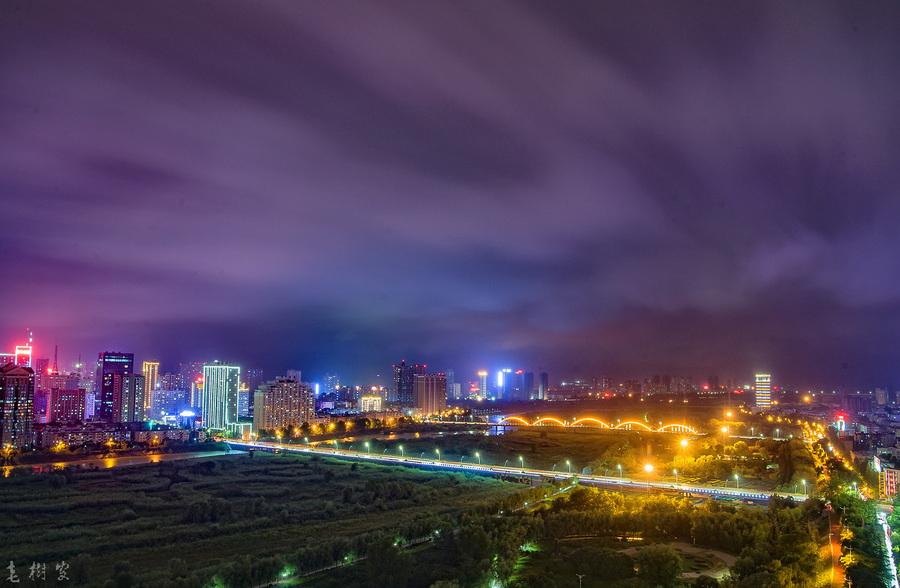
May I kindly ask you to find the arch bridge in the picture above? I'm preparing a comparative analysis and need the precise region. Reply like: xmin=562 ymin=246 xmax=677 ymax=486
xmin=496 ymin=416 xmax=698 ymax=435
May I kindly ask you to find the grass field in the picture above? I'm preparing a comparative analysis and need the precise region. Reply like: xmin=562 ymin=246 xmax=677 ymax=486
xmin=0 ymin=452 xmax=523 ymax=587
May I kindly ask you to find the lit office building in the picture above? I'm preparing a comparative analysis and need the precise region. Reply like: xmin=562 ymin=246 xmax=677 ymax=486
xmin=141 ymin=361 xmax=159 ymax=412
xmin=414 ymin=373 xmax=447 ymax=416
xmin=202 ymin=362 xmax=241 ymax=430
xmin=477 ymin=370 xmax=489 ymax=399
xmin=0 ymin=364 xmax=35 ymax=448
xmin=359 ymin=394 xmax=383 ymax=413
xmin=94 ymin=352 xmax=134 ymax=422
xmin=754 ymin=373 xmax=772 ymax=408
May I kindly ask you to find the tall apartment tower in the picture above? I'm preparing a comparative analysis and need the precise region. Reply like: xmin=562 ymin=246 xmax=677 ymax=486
xmin=0 ymin=364 xmax=34 ymax=448
xmin=141 ymin=361 xmax=159 ymax=412
xmin=94 ymin=352 xmax=134 ymax=421
xmin=116 ymin=373 xmax=145 ymax=423
xmin=754 ymin=373 xmax=772 ymax=408
xmin=202 ymin=362 xmax=241 ymax=430
xmin=414 ymin=373 xmax=447 ymax=416
xmin=253 ymin=375 xmax=313 ymax=433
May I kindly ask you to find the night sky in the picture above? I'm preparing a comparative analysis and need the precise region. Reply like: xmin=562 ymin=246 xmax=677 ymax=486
xmin=3 ymin=1 xmax=900 ymax=388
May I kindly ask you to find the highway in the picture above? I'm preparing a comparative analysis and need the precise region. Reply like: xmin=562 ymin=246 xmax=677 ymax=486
xmin=226 ymin=440 xmax=805 ymax=504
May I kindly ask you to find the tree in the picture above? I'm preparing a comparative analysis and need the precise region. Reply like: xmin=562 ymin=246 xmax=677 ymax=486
xmin=365 ymin=538 xmax=412 ymax=586
xmin=695 ymin=576 xmax=719 ymax=588
xmin=636 ymin=544 xmax=683 ymax=588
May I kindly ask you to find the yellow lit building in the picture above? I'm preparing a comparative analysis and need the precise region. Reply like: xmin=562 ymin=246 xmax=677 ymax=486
xmin=142 ymin=361 xmax=159 ymax=411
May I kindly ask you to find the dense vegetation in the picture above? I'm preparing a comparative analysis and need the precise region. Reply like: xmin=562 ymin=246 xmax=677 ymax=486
xmin=0 ymin=453 xmax=522 ymax=587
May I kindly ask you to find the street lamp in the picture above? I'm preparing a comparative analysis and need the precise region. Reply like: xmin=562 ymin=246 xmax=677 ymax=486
xmin=398 ymin=445 xmax=404 ymax=457
xmin=644 ymin=463 xmax=654 ymax=474
xmin=518 ymin=455 xmax=525 ymax=469
xmin=435 ymin=448 xmax=441 ymax=460
xmin=364 ymin=441 xmax=370 ymax=454
xmin=475 ymin=451 xmax=481 ymax=465
xmin=674 ymin=469 xmax=679 ymax=484
xmin=801 ymin=479 xmax=807 ymax=496
xmin=680 ymin=438 xmax=689 ymax=448
xmin=617 ymin=464 xmax=623 ymax=480
xmin=566 ymin=459 xmax=571 ymax=474
xmin=304 ymin=436 xmax=309 ymax=445
xmin=734 ymin=473 xmax=740 ymax=489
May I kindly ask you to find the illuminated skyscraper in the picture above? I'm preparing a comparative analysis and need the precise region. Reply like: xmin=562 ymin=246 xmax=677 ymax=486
xmin=142 ymin=361 xmax=159 ymax=412
xmin=392 ymin=361 xmax=425 ymax=406
xmin=445 ymin=369 xmax=457 ymax=400
xmin=116 ymin=373 xmax=145 ymax=423
xmin=0 ymin=364 xmax=34 ymax=448
xmin=477 ymin=370 xmax=489 ymax=399
xmin=94 ymin=352 xmax=134 ymax=422
xmin=202 ymin=362 xmax=241 ymax=430
xmin=497 ymin=368 xmax=513 ymax=400
xmin=538 ymin=372 xmax=549 ymax=400
xmin=754 ymin=373 xmax=772 ymax=408
xmin=414 ymin=373 xmax=447 ymax=416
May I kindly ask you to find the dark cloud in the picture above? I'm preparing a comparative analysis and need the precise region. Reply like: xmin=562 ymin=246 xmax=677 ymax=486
xmin=2 ymin=0 xmax=900 ymax=388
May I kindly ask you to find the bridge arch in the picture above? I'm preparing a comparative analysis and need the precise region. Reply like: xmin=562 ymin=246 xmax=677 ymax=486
xmin=570 ymin=417 xmax=611 ymax=428
xmin=533 ymin=417 xmax=567 ymax=427
xmin=498 ymin=416 xmax=531 ymax=426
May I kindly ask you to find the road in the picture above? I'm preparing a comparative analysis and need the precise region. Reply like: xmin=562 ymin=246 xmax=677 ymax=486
xmin=227 ymin=440 xmax=805 ymax=503
xmin=878 ymin=510 xmax=900 ymax=588
xmin=828 ymin=511 xmax=846 ymax=588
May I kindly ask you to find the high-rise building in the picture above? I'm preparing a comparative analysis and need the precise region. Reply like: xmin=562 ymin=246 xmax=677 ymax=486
xmin=116 ymin=373 xmax=145 ymax=423
xmin=151 ymin=387 xmax=188 ymax=420
xmin=392 ymin=361 xmax=425 ymax=406
xmin=523 ymin=372 xmax=535 ymax=400
xmin=538 ymin=372 xmax=549 ymax=400
xmin=0 ymin=364 xmax=35 ymax=448
xmin=477 ymin=370 xmax=489 ymax=399
xmin=141 ymin=361 xmax=160 ymax=412
xmin=253 ymin=374 xmax=313 ymax=433
xmin=754 ymin=373 xmax=772 ymax=408
xmin=159 ymin=372 xmax=185 ymax=391
xmin=202 ymin=362 xmax=241 ymax=430
xmin=48 ymin=388 xmax=86 ymax=423
xmin=414 ymin=373 xmax=447 ymax=416
xmin=94 ymin=352 xmax=134 ymax=422
xmin=245 ymin=368 xmax=265 ymax=395
xmin=445 ymin=369 xmax=457 ymax=400
xmin=497 ymin=368 xmax=514 ymax=400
